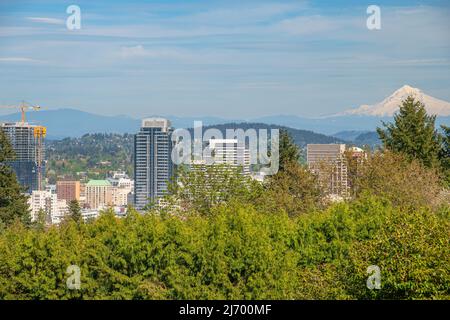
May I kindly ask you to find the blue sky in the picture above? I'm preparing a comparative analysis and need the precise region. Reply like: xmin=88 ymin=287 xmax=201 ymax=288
xmin=0 ymin=0 xmax=449 ymax=118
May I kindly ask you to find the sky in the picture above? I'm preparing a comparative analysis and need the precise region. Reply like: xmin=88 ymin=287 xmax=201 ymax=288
xmin=0 ymin=0 xmax=449 ymax=119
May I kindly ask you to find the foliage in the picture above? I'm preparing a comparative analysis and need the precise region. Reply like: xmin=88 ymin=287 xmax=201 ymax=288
xmin=68 ymin=200 xmax=82 ymax=223
xmin=355 ymin=151 xmax=442 ymax=209
xmin=0 ymin=196 xmax=447 ymax=300
xmin=46 ymin=133 xmax=134 ymax=183
xmin=377 ymin=96 xmax=441 ymax=168
xmin=278 ymin=129 xmax=300 ymax=171
xmin=344 ymin=204 xmax=450 ymax=299
xmin=262 ymin=162 xmax=324 ymax=216
xmin=439 ymin=125 xmax=450 ymax=185
xmin=166 ymin=165 xmax=264 ymax=216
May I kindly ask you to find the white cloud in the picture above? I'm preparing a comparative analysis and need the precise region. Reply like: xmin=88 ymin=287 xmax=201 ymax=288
xmin=26 ymin=17 xmax=65 ymax=25
xmin=183 ymin=2 xmax=307 ymax=25
xmin=0 ymin=57 xmax=42 ymax=63
xmin=275 ymin=15 xmax=337 ymax=35
xmin=119 ymin=45 xmax=187 ymax=60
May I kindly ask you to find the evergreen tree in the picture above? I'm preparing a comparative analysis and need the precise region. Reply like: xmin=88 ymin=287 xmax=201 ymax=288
xmin=68 ymin=200 xmax=82 ymax=223
xmin=34 ymin=208 xmax=49 ymax=230
xmin=377 ymin=96 xmax=441 ymax=168
xmin=0 ymin=130 xmax=30 ymax=226
xmin=278 ymin=129 xmax=300 ymax=171
xmin=439 ymin=125 xmax=450 ymax=184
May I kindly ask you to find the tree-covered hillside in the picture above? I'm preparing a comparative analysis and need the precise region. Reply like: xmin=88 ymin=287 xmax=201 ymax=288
xmin=191 ymin=123 xmax=347 ymax=148
xmin=46 ymin=133 xmax=134 ymax=183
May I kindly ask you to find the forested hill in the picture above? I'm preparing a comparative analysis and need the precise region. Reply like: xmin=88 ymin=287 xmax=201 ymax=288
xmin=46 ymin=133 xmax=134 ymax=183
xmin=187 ymin=122 xmax=348 ymax=147
xmin=45 ymin=124 xmax=347 ymax=181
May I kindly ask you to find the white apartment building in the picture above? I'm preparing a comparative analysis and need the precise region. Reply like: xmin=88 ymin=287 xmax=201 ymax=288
xmin=111 ymin=187 xmax=130 ymax=207
xmin=107 ymin=172 xmax=133 ymax=207
xmin=28 ymin=190 xmax=68 ymax=224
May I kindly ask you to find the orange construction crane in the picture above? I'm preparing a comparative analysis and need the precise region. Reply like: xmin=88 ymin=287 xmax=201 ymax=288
xmin=0 ymin=100 xmax=41 ymax=124
xmin=34 ymin=125 xmax=46 ymax=191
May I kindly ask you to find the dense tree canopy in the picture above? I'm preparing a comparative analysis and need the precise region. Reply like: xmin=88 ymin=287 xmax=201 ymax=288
xmin=355 ymin=151 xmax=442 ymax=208
xmin=0 ymin=196 xmax=447 ymax=300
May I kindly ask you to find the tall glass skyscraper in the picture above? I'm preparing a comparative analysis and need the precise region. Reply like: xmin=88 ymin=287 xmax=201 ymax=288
xmin=134 ymin=118 xmax=174 ymax=209
xmin=1 ymin=122 xmax=46 ymax=193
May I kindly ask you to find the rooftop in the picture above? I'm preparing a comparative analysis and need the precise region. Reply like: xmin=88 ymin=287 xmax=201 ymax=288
xmin=86 ymin=180 xmax=111 ymax=187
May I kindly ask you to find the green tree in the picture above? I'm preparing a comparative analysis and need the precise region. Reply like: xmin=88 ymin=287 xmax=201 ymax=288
xmin=439 ymin=125 xmax=450 ymax=184
xmin=166 ymin=165 xmax=263 ymax=216
xmin=68 ymin=200 xmax=82 ymax=223
xmin=0 ymin=129 xmax=30 ymax=226
xmin=377 ymin=96 xmax=441 ymax=168
xmin=34 ymin=208 xmax=48 ymax=230
xmin=356 ymin=151 xmax=442 ymax=208
xmin=345 ymin=205 xmax=450 ymax=299
xmin=263 ymin=162 xmax=323 ymax=216
xmin=278 ymin=129 xmax=300 ymax=171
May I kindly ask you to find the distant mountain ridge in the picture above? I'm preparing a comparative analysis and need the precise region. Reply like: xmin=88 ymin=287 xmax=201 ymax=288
xmin=333 ymin=131 xmax=380 ymax=147
xmin=190 ymin=123 xmax=348 ymax=148
xmin=1 ymin=108 xmax=448 ymax=138
xmin=1 ymin=85 xmax=449 ymax=138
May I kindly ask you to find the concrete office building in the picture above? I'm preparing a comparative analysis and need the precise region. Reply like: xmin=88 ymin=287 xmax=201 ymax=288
xmin=134 ymin=118 xmax=174 ymax=209
xmin=306 ymin=144 xmax=349 ymax=198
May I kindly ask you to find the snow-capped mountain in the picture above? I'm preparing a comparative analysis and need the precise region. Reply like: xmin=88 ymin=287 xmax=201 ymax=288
xmin=341 ymin=85 xmax=450 ymax=117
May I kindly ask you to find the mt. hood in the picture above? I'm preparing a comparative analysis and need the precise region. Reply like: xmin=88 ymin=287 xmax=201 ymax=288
xmin=341 ymin=85 xmax=450 ymax=117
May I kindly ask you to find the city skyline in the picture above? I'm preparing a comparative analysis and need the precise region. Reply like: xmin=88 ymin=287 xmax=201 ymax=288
xmin=1 ymin=0 xmax=449 ymax=118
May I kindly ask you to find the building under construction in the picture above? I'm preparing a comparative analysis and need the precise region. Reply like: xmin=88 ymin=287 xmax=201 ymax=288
xmin=1 ymin=122 xmax=46 ymax=193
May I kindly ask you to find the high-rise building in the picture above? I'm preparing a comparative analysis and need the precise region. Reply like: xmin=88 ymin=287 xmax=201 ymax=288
xmin=134 ymin=118 xmax=174 ymax=209
xmin=1 ymin=122 xmax=46 ymax=193
xmin=56 ymin=179 xmax=81 ymax=203
xmin=307 ymin=144 xmax=349 ymax=198
xmin=85 ymin=180 xmax=113 ymax=209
